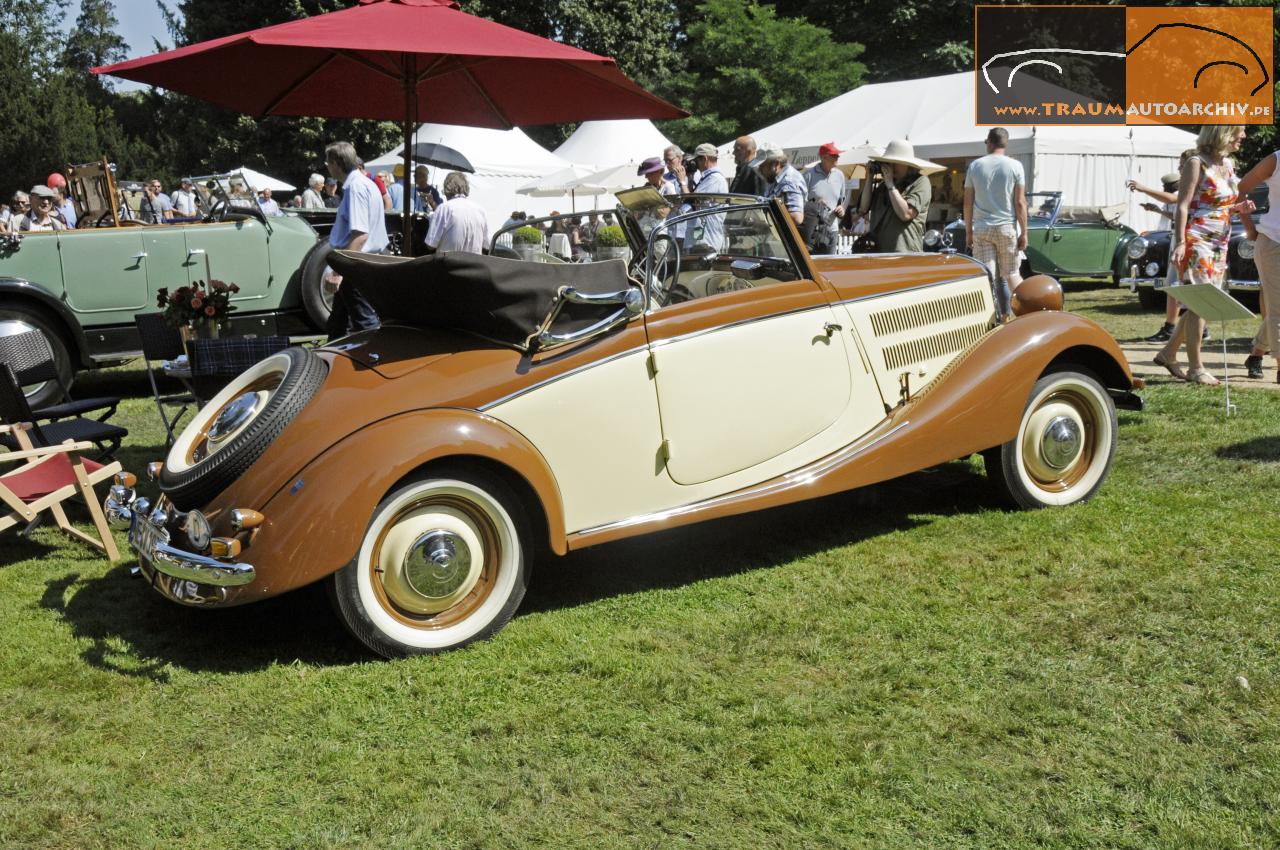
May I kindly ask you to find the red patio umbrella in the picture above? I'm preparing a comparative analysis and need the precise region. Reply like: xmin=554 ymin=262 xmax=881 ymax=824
xmin=94 ymin=0 xmax=686 ymax=250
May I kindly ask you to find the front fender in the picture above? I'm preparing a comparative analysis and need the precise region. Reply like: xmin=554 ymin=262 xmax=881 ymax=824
xmin=819 ymin=309 xmax=1136 ymax=494
xmin=234 ymin=410 xmax=567 ymax=602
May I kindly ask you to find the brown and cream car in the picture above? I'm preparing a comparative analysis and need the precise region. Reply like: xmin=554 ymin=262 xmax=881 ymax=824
xmin=107 ymin=194 xmax=1142 ymax=657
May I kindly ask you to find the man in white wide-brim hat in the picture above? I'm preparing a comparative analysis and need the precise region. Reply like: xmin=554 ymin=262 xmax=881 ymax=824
xmin=854 ymin=139 xmax=942 ymax=253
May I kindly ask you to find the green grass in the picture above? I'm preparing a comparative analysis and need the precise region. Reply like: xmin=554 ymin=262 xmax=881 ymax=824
xmin=3 ymin=285 xmax=1279 ymax=849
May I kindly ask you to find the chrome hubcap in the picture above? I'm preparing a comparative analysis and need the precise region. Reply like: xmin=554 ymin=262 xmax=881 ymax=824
xmin=403 ymin=530 xmax=473 ymax=600
xmin=1040 ymin=415 xmax=1081 ymax=470
xmin=208 ymin=393 xmax=259 ymax=444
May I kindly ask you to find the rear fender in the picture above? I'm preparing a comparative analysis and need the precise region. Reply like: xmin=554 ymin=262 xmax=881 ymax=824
xmin=241 ymin=410 xmax=567 ymax=600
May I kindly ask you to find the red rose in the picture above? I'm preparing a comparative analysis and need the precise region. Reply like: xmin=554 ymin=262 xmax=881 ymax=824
xmin=191 ymin=297 xmax=202 ymax=309
xmin=229 ymin=284 xmax=240 ymax=293
xmin=204 ymin=305 xmax=216 ymax=317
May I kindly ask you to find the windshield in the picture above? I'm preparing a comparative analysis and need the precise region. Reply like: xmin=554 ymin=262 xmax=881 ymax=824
xmin=1029 ymin=193 xmax=1061 ymax=221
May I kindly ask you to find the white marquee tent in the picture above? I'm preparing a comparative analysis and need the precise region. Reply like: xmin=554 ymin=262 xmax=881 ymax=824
xmin=366 ymin=123 xmax=576 ymax=232
xmin=734 ymin=71 xmax=1197 ymax=233
xmin=553 ymin=119 xmax=674 ymax=170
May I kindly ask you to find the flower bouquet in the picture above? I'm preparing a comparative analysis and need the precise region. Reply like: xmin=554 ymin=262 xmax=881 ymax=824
xmin=157 ymin=279 xmax=239 ymax=339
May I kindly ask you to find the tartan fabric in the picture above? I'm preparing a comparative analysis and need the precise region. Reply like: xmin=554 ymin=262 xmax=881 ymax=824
xmin=972 ymin=223 xmax=1021 ymax=282
xmin=190 ymin=337 xmax=290 ymax=377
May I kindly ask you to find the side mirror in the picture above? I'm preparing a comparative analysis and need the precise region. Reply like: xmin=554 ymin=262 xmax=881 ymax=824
xmin=730 ymin=258 xmax=765 ymax=281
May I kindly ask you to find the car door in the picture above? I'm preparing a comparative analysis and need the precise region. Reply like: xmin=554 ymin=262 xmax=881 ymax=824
xmin=183 ymin=218 xmax=271 ymax=304
xmin=642 ymin=204 xmax=861 ymax=486
xmin=141 ymin=225 xmax=192 ymax=303
xmin=58 ymin=227 xmax=149 ymax=320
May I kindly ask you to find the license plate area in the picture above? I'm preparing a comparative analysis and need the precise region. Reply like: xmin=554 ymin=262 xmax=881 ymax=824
xmin=129 ymin=515 xmax=170 ymax=560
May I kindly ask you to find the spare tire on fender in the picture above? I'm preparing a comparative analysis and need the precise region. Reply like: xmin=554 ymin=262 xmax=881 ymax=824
xmin=160 ymin=346 xmax=327 ymax=510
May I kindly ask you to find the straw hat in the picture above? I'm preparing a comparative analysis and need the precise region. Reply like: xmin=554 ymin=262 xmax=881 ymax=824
xmin=868 ymin=139 xmax=944 ymax=176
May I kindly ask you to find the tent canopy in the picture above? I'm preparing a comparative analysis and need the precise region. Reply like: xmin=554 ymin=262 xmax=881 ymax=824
xmin=737 ymin=71 xmax=1195 ymax=163
xmin=231 ymin=166 xmax=294 ymax=192
xmin=366 ymin=122 xmax=570 ymax=177
xmin=553 ymin=119 xmax=674 ymax=169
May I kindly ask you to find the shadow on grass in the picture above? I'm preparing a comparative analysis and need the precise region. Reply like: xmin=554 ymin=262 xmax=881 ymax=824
xmin=523 ymin=461 xmax=1003 ymax=615
xmin=1216 ymin=436 xmax=1280 ymax=463
xmin=42 ymin=461 xmax=1001 ymax=677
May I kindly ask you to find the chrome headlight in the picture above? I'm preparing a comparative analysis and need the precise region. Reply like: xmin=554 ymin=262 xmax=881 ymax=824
xmin=182 ymin=510 xmax=212 ymax=551
xmin=1145 ymin=262 xmax=1160 ymax=277
xmin=1238 ymin=239 xmax=1256 ymax=260
xmin=923 ymin=229 xmax=941 ymax=248
xmin=1126 ymin=237 xmax=1149 ymax=260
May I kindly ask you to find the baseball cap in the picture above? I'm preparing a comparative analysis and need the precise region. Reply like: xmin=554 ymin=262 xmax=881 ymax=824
xmin=637 ymin=156 xmax=664 ymax=176
xmin=29 ymin=184 xmax=56 ymax=199
xmin=324 ymin=177 xmax=337 ymax=186
xmin=818 ymin=142 xmax=842 ymax=157
xmin=758 ymin=143 xmax=787 ymax=163
xmin=693 ymin=143 xmax=719 ymax=158
xmin=180 ymin=176 xmax=193 ymax=185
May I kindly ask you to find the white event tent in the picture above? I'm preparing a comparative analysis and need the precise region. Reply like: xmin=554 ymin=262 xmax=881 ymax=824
xmin=735 ymin=71 xmax=1196 ymax=233
xmin=553 ymin=119 xmax=674 ymax=170
xmin=230 ymin=166 xmax=294 ymax=193
xmin=366 ymin=123 xmax=576 ymax=232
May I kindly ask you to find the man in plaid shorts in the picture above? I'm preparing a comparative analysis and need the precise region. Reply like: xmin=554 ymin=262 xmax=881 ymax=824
xmin=964 ymin=128 xmax=1027 ymax=316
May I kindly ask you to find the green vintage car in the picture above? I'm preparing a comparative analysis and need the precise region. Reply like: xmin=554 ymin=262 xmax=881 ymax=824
xmin=935 ymin=191 xmax=1143 ymax=284
xmin=0 ymin=161 xmax=329 ymax=407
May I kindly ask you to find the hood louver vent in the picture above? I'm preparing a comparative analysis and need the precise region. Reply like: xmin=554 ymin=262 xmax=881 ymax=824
xmin=869 ymin=290 xmax=988 ymax=338
xmin=882 ymin=322 xmax=990 ymax=372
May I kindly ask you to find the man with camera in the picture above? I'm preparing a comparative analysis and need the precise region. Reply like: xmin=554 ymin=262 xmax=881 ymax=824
xmin=803 ymin=142 xmax=846 ymax=254
xmin=854 ymin=140 xmax=938 ymax=253
xmin=140 ymin=178 xmax=173 ymax=224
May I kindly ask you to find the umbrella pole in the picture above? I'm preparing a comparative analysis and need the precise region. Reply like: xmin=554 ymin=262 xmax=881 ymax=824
xmin=402 ymin=56 xmax=415 ymax=256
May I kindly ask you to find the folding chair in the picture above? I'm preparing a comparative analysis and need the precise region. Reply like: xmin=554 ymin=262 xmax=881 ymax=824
xmin=0 ymin=423 xmax=122 ymax=559
xmin=133 ymin=313 xmax=196 ymax=446
xmin=0 ymin=329 xmax=119 ymax=422
xmin=189 ymin=336 xmax=291 ymax=406
xmin=0 ymin=365 xmax=127 ymax=459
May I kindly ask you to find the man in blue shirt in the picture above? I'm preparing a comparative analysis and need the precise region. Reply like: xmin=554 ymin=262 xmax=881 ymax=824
xmin=325 ymin=141 xmax=389 ymax=340
xmin=758 ymin=144 xmax=806 ymax=226
xmin=685 ymin=143 xmax=729 ymax=250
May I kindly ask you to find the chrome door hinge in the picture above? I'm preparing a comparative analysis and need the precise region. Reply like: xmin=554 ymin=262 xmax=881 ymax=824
xmin=647 ymin=349 xmax=659 ymax=377
xmin=658 ymin=439 xmax=671 ymax=463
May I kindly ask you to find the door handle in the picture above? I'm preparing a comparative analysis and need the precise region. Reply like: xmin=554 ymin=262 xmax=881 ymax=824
xmin=131 ymin=252 xmax=148 ymax=260
xmin=824 ymin=322 xmax=842 ymax=338
xmin=187 ymin=248 xmax=206 ymax=256
xmin=187 ymin=248 xmax=213 ymax=280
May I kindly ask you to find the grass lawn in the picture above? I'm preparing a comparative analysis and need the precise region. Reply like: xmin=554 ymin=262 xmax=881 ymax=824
xmin=3 ymin=284 xmax=1278 ymax=849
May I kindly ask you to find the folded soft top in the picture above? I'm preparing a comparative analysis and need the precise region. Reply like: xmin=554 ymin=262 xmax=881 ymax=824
xmin=327 ymin=250 xmax=632 ymax=349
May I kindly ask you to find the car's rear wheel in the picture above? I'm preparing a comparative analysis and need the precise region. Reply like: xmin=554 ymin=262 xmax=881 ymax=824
xmin=0 ymin=303 xmax=75 ymax=411
xmin=160 ymin=346 xmax=327 ymax=509
xmin=330 ymin=468 xmax=529 ymax=658
xmin=984 ymin=369 xmax=1117 ymax=509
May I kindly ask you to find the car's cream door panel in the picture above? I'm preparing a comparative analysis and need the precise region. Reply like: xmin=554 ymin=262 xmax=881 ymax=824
xmin=652 ymin=306 xmax=852 ymax=485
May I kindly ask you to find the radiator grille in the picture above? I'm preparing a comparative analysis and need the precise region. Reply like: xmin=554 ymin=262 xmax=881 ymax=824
xmin=869 ymin=290 xmax=988 ymax=337
xmin=882 ymin=322 xmax=989 ymax=371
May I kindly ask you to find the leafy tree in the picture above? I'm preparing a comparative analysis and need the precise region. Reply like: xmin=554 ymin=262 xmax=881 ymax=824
xmin=663 ymin=0 xmax=865 ymax=148
xmin=63 ymin=0 xmax=127 ymax=80
xmin=0 ymin=0 xmax=69 ymax=67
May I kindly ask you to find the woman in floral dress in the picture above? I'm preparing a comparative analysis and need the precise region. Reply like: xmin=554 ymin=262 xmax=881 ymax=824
xmin=1155 ymin=125 xmax=1252 ymax=386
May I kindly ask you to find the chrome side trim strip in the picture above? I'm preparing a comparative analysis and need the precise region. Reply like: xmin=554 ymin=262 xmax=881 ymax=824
xmin=647 ymin=301 xmax=833 ymax=350
xmin=478 ymin=344 xmax=648 ymax=411
xmin=572 ymin=420 xmax=912 ymax=536
xmin=1227 ymin=279 xmax=1260 ymax=289
xmin=832 ymin=273 xmax=991 ymax=307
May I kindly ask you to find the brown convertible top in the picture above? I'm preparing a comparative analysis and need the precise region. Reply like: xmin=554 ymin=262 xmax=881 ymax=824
xmin=327 ymin=250 xmax=632 ymax=350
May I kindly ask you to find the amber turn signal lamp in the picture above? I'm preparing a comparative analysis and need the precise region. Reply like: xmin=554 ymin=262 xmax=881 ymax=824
xmin=229 ymin=508 xmax=264 ymax=532
xmin=114 ymin=471 xmax=137 ymax=488
xmin=210 ymin=537 xmax=242 ymax=559
xmin=146 ymin=461 xmax=164 ymax=481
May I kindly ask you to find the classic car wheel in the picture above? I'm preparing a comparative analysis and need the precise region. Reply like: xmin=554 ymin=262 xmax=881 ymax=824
xmin=298 ymin=240 xmax=334 ymax=329
xmin=984 ymin=369 xmax=1116 ymax=509
xmin=160 ymin=346 xmax=327 ymax=509
xmin=1136 ymin=287 xmax=1166 ymax=311
xmin=330 ymin=469 xmax=530 ymax=657
xmin=0 ymin=303 xmax=75 ymax=410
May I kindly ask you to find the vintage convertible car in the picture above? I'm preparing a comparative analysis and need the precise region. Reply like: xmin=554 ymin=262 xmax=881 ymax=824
xmin=0 ymin=161 xmax=328 ymax=407
xmin=106 ymin=193 xmax=1142 ymax=657
xmin=1121 ymin=187 xmax=1268 ymax=311
xmin=933 ymin=191 xmax=1141 ymax=284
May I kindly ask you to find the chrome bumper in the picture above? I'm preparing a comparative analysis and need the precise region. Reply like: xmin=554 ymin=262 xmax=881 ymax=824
xmin=1120 ymin=277 xmax=1161 ymax=290
xmin=1227 ymin=279 xmax=1260 ymax=291
xmin=106 ymin=488 xmax=255 ymax=588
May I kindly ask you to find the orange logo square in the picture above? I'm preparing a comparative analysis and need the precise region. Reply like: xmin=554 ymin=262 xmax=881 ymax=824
xmin=1126 ymin=6 xmax=1273 ymax=125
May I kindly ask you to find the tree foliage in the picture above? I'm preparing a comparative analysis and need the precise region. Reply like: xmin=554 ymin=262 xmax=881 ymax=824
xmin=662 ymin=0 xmax=865 ymax=149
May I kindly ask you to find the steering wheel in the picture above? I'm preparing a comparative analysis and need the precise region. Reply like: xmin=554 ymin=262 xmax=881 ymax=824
xmin=645 ymin=232 xmax=681 ymax=307
xmin=92 ymin=211 xmax=114 ymax=228
xmin=203 ymin=198 xmax=227 ymax=223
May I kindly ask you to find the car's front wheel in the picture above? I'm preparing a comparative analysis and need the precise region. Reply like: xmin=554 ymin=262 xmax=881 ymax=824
xmin=984 ymin=369 xmax=1117 ymax=509
xmin=330 ymin=468 xmax=530 ymax=657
